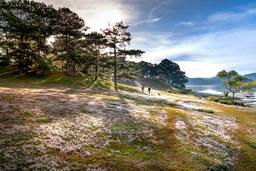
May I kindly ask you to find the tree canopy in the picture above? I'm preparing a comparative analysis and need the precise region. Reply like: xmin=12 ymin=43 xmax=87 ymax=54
xmin=137 ymin=59 xmax=188 ymax=88
xmin=103 ymin=22 xmax=144 ymax=91
xmin=217 ymin=70 xmax=255 ymax=99
xmin=0 ymin=0 xmax=188 ymax=91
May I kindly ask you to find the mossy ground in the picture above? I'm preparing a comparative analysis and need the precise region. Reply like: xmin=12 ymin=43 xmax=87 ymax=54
xmin=0 ymin=76 xmax=255 ymax=170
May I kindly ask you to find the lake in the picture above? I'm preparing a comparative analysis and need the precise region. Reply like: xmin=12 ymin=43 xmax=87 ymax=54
xmin=187 ymin=84 xmax=256 ymax=107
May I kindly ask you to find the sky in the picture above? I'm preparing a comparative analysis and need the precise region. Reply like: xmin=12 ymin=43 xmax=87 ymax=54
xmin=36 ymin=0 xmax=256 ymax=78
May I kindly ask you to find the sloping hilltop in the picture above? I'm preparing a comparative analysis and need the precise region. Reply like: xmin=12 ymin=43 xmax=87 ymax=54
xmin=0 ymin=81 xmax=255 ymax=170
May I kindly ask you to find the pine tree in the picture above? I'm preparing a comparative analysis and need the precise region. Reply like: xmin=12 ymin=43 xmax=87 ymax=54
xmin=0 ymin=0 xmax=57 ymax=74
xmin=53 ymin=7 xmax=85 ymax=73
xmin=103 ymin=22 xmax=144 ymax=91
xmin=31 ymin=1 xmax=58 ymax=72
xmin=137 ymin=59 xmax=188 ymax=88
xmin=85 ymin=32 xmax=107 ymax=80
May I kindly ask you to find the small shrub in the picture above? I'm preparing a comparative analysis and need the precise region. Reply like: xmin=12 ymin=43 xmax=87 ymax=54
xmin=207 ymin=96 xmax=244 ymax=106
xmin=34 ymin=117 xmax=52 ymax=123
xmin=196 ymin=108 xmax=214 ymax=114
xmin=224 ymin=92 xmax=229 ymax=97
xmin=20 ymin=111 xmax=34 ymax=117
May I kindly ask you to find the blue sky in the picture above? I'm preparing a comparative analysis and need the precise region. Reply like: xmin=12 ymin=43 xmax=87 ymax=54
xmin=37 ymin=0 xmax=256 ymax=77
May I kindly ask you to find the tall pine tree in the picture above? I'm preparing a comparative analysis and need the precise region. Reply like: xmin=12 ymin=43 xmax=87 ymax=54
xmin=0 ymin=0 xmax=57 ymax=74
xmin=85 ymin=32 xmax=107 ymax=80
xmin=53 ymin=7 xmax=85 ymax=73
xmin=103 ymin=22 xmax=144 ymax=91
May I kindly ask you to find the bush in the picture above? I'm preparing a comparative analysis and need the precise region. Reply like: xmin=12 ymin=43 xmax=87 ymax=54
xmin=168 ymin=87 xmax=192 ymax=94
xmin=207 ymin=96 xmax=244 ymax=106
xmin=196 ymin=108 xmax=214 ymax=114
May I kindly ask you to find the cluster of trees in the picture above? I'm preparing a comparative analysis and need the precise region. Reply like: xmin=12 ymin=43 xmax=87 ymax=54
xmin=0 ymin=0 xmax=189 ymax=90
xmin=0 ymin=0 xmax=144 ymax=90
xmin=137 ymin=59 xmax=188 ymax=88
xmin=217 ymin=70 xmax=256 ymax=99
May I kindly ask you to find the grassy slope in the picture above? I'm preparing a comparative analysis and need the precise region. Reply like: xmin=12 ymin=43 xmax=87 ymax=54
xmin=207 ymin=102 xmax=256 ymax=170
xmin=0 ymin=71 xmax=139 ymax=92
xmin=0 ymin=73 xmax=255 ymax=170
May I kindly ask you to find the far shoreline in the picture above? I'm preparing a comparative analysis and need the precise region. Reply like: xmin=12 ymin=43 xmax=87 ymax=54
xmin=188 ymin=86 xmax=256 ymax=108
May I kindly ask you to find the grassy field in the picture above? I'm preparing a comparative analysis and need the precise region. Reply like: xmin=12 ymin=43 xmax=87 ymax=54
xmin=0 ymin=75 xmax=255 ymax=170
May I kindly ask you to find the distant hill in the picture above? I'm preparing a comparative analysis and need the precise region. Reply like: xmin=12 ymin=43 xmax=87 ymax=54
xmin=188 ymin=77 xmax=223 ymax=85
xmin=244 ymin=73 xmax=256 ymax=80
xmin=188 ymin=73 xmax=256 ymax=85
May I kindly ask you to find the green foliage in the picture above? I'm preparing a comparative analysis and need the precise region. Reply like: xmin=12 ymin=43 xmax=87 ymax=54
xmin=207 ymin=96 xmax=244 ymax=106
xmin=1 ymin=1 xmax=144 ymax=85
xmin=137 ymin=59 xmax=188 ymax=88
xmin=53 ymin=7 xmax=85 ymax=73
xmin=0 ymin=0 xmax=187 ymax=91
xmin=217 ymin=70 xmax=253 ymax=99
xmin=84 ymin=31 xmax=110 ymax=80
xmin=0 ymin=0 xmax=58 ymax=74
xmin=103 ymin=22 xmax=144 ymax=91
xmin=240 ymin=81 xmax=256 ymax=92
xmin=196 ymin=108 xmax=214 ymax=114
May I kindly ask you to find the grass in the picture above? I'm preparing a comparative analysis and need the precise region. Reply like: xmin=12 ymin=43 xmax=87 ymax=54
xmin=20 ymin=111 xmax=34 ymax=117
xmin=0 ymin=72 xmax=86 ymax=86
xmin=118 ymin=83 xmax=139 ymax=93
xmin=236 ymin=128 xmax=256 ymax=171
xmin=97 ymin=107 xmax=199 ymax=170
xmin=0 ymin=74 xmax=256 ymax=170
xmin=206 ymin=101 xmax=256 ymax=170
xmin=33 ymin=117 xmax=53 ymax=123
xmin=208 ymin=96 xmax=244 ymax=106
xmin=0 ymin=71 xmax=141 ymax=93
xmin=195 ymin=108 xmax=214 ymax=114
xmin=49 ymin=106 xmax=201 ymax=170
xmin=208 ymin=101 xmax=256 ymax=128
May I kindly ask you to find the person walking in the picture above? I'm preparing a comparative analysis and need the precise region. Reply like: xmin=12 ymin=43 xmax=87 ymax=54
xmin=148 ymin=87 xmax=151 ymax=94
xmin=141 ymin=86 xmax=144 ymax=93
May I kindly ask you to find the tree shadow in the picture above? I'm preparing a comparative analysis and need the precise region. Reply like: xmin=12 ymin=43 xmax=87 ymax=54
xmin=0 ymin=85 xmax=234 ymax=170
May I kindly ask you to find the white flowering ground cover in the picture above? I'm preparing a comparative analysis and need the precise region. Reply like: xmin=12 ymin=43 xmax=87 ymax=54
xmin=0 ymin=84 xmax=255 ymax=170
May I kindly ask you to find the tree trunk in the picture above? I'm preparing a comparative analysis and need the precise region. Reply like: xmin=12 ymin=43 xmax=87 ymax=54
xmin=6 ymin=48 xmax=9 ymax=63
xmin=113 ymin=46 xmax=117 ymax=91
xmin=61 ymin=58 xmax=64 ymax=71
xmin=64 ymin=34 xmax=68 ymax=72
xmin=94 ymin=54 xmax=99 ymax=81
xmin=94 ymin=62 xmax=98 ymax=81
xmin=19 ymin=35 xmax=25 ymax=75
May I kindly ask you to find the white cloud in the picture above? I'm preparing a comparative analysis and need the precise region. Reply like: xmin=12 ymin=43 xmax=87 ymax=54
xmin=132 ymin=18 xmax=161 ymax=26
xmin=178 ymin=61 xmax=226 ymax=78
xmin=34 ymin=1 xmax=256 ymax=77
xmin=147 ymin=0 xmax=169 ymax=19
xmin=34 ymin=0 xmax=137 ymax=31
xmin=176 ymin=21 xmax=194 ymax=27
xmin=131 ymin=28 xmax=256 ymax=77
xmin=208 ymin=7 xmax=256 ymax=21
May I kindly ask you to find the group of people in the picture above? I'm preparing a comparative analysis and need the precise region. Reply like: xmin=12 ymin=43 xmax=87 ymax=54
xmin=141 ymin=85 xmax=161 ymax=96
xmin=141 ymin=86 xmax=151 ymax=94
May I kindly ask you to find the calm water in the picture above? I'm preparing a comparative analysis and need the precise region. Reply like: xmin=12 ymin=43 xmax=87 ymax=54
xmin=187 ymin=84 xmax=256 ymax=106
xmin=187 ymin=85 xmax=226 ymax=95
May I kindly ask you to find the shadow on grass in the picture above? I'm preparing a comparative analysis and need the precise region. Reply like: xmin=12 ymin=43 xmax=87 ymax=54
xmin=0 ymin=83 xmax=194 ymax=170
xmin=0 ymin=82 xmax=237 ymax=170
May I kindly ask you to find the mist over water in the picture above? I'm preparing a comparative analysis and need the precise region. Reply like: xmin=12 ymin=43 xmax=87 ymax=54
xmin=187 ymin=84 xmax=256 ymax=107
xmin=187 ymin=85 xmax=226 ymax=95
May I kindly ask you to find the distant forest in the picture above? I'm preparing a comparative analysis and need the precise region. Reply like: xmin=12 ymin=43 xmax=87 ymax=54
xmin=0 ymin=0 xmax=188 ymax=89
